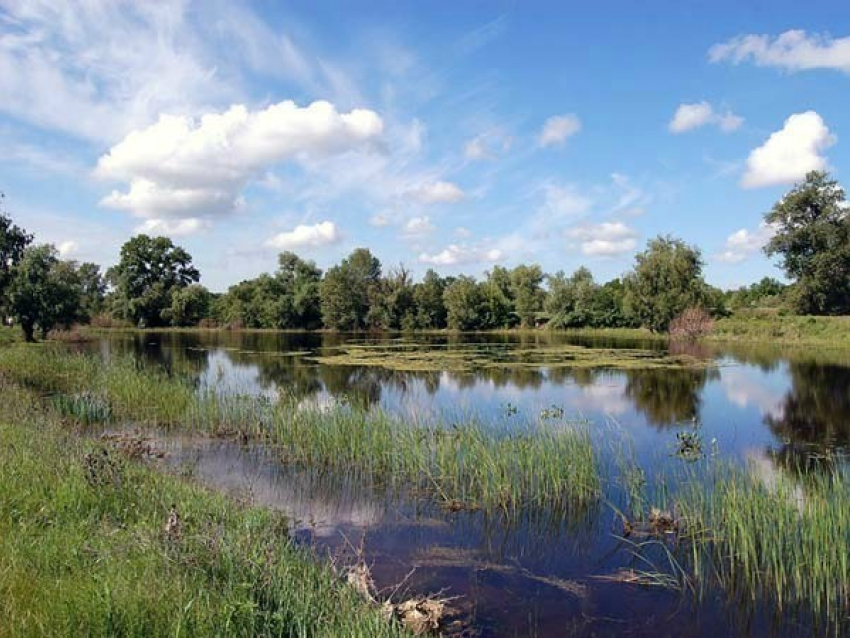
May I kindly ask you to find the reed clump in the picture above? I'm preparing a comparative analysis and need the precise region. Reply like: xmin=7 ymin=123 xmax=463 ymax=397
xmin=677 ymin=462 xmax=850 ymax=628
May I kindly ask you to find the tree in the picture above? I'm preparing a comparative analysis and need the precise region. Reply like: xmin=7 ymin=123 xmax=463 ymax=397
xmin=170 ymin=284 xmax=211 ymax=327
xmin=623 ymin=236 xmax=706 ymax=332
xmin=413 ymin=269 xmax=448 ymax=328
xmin=763 ymin=171 xmax=850 ymax=314
xmin=76 ymin=262 xmax=106 ymax=321
xmin=546 ymin=267 xmax=598 ymax=328
xmin=443 ymin=276 xmax=483 ymax=330
xmin=479 ymin=272 xmax=513 ymax=329
xmin=0 ymin=196 xmax=33 ymax=313
xmin=510 ymin=264 xmax=545 ymax=327
xmin=320 ymin=248 xmax=381 ymax=330
xmin=107 ymin=235 xmax=200 ymax=327
xmin=276 ymin=252 xmax=322 ymax=329
xmin=8 ymin=245 xmax=83 ymax=341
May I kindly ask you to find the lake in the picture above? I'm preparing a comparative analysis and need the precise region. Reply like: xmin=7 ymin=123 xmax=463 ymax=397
xmin=83 ymin=331 xmax=850 ymax=637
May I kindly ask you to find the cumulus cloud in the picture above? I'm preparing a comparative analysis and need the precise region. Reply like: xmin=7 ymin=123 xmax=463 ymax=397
xmin=716 ymin=222 xmax=778 ymax=263
xmin=566 ymin=222 xmax=638 ymax=257
xmin=741 ymin=111 xmax=835 ymax=188
xmin=96 ymin=100 xmax=383 ymax=231
xmin=266 ymin=221 xmax=342 ymax=250
xmin=57 ymin=240 xmax=79 ymax=257
xmin=408 ymin=181 xmax=465 ymax=204
xmin=135 ymin=218 xmax=210 ymax=237
xmin=709 ymin=30 xmax=850 ymax=74
xmin=669 ymin=101 xmax=743 ymax=133
xmin=538 ymin=114 xmax=581 ymax=147
xmin=540 ymin=183 xmax=593 ymax=218
xmin=402 ymin=216 xmax=435 ymax=237
xmin=419 ymin=244 xmax=503 ymax=266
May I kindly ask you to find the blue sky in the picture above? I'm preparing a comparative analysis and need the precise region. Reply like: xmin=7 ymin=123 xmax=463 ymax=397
xmin=1 ymin=0 xmax=848 ymax=292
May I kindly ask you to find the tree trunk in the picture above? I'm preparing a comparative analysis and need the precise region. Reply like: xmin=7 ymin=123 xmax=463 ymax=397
xmin=21 ymin=321 xmax=35 ymax=342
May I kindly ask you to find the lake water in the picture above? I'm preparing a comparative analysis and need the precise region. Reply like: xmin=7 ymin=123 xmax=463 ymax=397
xmin=86 ymin=331 xmax=850 ymax=637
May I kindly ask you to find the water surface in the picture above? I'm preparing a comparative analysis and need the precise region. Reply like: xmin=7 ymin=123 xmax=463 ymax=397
xmin=87 ymin=331 xmax=850 ymax=636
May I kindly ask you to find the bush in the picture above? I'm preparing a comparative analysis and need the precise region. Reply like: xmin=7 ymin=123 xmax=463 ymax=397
xmin=669 ymin=306 xmax=714 ymax=340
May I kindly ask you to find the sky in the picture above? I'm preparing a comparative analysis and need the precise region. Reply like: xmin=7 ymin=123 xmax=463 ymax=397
xmin=1 ymin=0 xmax=848 ymax=292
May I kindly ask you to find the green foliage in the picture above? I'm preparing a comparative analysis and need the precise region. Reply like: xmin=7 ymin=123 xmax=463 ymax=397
xmin=725 ymin=277 xmax=787 ymax=310
xmin=546 ymin=267 xmax=598 ymax=328
xmin=413 ymin=269 xmax=448 ymax=328
xmin=0 ymin=197 xmax=33 ymax=313
xmin=320 ymin=248 xmax=381 ymax=330
xmin=509 ymin=264 xmax=545 ymax=327
xmin=107 ymin=235 xmax=199 ymax=328
xmin=623 ymin=236 xmax=707 ymax=332
xmin=443 ymin=275 xmax=483 ymax=330
xmin=764 ymin=171 xmax=850 ymax=314
xmin=8 ymin=244 xmax=88 ymax=341
xmin=170 ymin=284 xmax=211 ymax=327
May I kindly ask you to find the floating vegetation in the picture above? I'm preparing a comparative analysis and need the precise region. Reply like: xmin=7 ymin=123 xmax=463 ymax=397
xmin=310 ymin=343 xmax=712 ymax=373
xmin=539 ymin=404 xmax=565 ymax=420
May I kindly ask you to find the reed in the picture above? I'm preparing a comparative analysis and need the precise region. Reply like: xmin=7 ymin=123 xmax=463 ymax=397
xmin=677 ymin=460 xmax=850 ymax=629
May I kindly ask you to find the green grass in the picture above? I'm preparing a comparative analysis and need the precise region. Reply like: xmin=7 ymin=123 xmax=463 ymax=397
xmin=0 ymin=345 xmax=601 ymax=513
xmin=673 ymin=461 xmax=850 ymax=629
xmin=0 ymin=382 xmax=406 ymax=638
xmin=711 ymin=311 xmax=850 ymax=347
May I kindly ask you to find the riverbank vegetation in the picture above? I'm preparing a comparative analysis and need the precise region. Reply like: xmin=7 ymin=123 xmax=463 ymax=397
xmin=0 ymin=345 xmax=600 ymax=513
xmin=0 ymin=380 xmax=405 ymax=638
xmin=0 ymin=344 xmax=847 ymax=632
xmin=2 ymin=172 xmax=849 ymax=342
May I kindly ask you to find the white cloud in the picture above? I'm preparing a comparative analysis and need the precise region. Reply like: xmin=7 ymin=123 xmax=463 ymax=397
xmin=402 ymin=216 xmax=435 ymax=237
xmin=96 ymin=100 xmax=383 ymax=229
xmin=464 ymin=136 xmax=492 ymax=161
xmin=408 ymin=181 xmax=465 ymax=204
xmin=710 ymin=30 xmax=850 ymax=74
xmin=0 ymin=1 xmax=360 ymax=142
xmin=266 ymin=221 xmax=341 ymax=250
xmin=57 ymin=240 xmax=79 ymax=258
xmin=566 ymin=222 xmax=638 ymax=257
xmin=369 ymin=213 xmax=390 ymax=227
xmin=538 ymin=114 xmax=581 ymax=147
xmin=741 ymin=111 xmax=835 ymax=188
xmin=540 ymin=183 xmax=593 ymax=218
xmin=419 ymin=244 xmax=503 ymax=266
xmin=715 ymin=222 xmax=778 ymax=263
xmin=463 ymin=131 xmax=512 ymax=161
xmin=135 ymin=217 xmax=210 ymax=237
xmin=669 ymin=101 xmax=743 ymax=133
xmin=455 ymin=226 xmax=472 ymax=238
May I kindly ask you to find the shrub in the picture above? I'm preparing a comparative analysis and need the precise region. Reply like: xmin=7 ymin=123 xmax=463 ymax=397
xmin=669 ymin=306 xmax=714 ymax=340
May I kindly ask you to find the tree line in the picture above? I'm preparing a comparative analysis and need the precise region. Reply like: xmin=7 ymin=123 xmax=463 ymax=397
xmin=1 ymin=171 xmax=847 ymax=340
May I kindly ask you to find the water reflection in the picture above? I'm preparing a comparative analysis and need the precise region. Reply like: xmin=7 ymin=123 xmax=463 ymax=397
xmin=81 ymin=331 xmax=850 ymax=637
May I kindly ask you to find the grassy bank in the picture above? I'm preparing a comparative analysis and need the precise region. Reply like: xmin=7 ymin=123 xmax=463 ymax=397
xmin=0 ymin=345 xmax=600 ymax=513
xmin=0 ymin=381 xmax=404 ymax=638
xmin=710 ymin=312 xmax=850 ymax=347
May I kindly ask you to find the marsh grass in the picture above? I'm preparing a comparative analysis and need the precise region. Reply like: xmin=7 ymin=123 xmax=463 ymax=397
xmin=676 ymin=462 xmax=850 ymax=628
xmin=0 ymin=345 xmax=601 ymax=514
xmin=0 ymin=385 xmax=405 ymax=638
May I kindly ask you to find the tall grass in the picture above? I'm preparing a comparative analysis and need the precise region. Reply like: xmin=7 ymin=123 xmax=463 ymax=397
xmin=0 ymin=382 xmax=405 ymax=638
xmin=0 ymin=345 xmax=600 ymax=513
xmin=677 ymin=461 xmax=850 ymax=629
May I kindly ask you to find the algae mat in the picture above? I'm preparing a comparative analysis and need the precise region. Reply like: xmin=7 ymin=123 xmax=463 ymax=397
xmin=309 ymin=343 xmax=711 ymax=373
